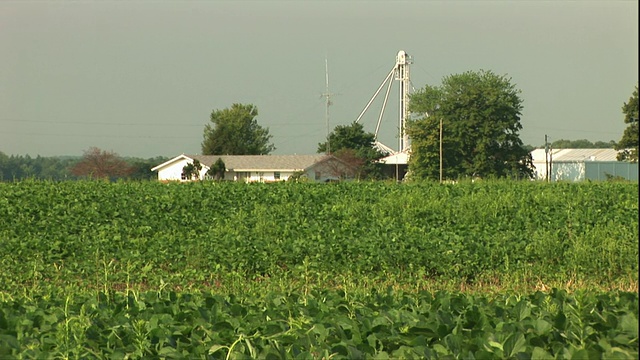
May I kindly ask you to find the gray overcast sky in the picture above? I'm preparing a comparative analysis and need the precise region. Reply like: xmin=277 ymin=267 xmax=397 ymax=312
xmin=1 ymin=0 xmax=638 ymax=158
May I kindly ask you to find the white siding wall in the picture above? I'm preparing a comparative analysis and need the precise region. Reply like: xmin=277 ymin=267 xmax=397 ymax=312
xmin=228 ymin=171 xmax=297 ymax=182
xmin=198 ymin=167 xmax=210 ymax=180
xmin=157 ymin=159 xmax=209 ymax=181
xmin=531 ymin=161 xmax=545 ymax=181
xmin=157 ymin=159 xmax=191 ymax=181
xmin=532 ymin=161 xmax=586 ymax=182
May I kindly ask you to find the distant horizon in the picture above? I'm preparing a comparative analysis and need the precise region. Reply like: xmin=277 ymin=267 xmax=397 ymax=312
xmin=1 ymin=138 xmax=624 ymax=160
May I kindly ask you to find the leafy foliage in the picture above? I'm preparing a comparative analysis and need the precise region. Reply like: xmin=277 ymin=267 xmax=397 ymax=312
xmin=408 ymin=70 xmax=533 ymax=180
xmin=0 ymin=180 xmax=636 ymax=293
xmin=0 ymin=289 xmax=637 ymax=358
xmin=616 ymin=85 xmax=639 ymax=162
xmin=126 ymin=156 xmax=171 ymax=181
xmin=0 ymin=180 xmax=637 ymax=357
xmin=0 ymin=152 xmax=76 ymax=181
xmin=286 ymin=170 xmax=308 ymax=182
xmin=70 ymin=147 xmax=134 ymax=179
xmin=206 ymin=158 xmax=226 ymax=180
xmin=547 ymin=139 xmax=617 ymax=149
xmin=0 ymin=151 xmax=166 ymax=182
xmin=202 ymin=103 xmax=275 ymax=155
xmin=181 ymin=159 xmax=202 ymax=181
xmin=317 ymin=122 xmax=385 ymax=179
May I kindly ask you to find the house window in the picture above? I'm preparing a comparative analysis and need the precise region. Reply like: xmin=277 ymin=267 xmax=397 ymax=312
xmin=258 ymin=172 xmax=264 ymax=182
xmin=274 ymin=171 xmax=281 ymax=180
xmin=315 ymin=171 xmax=321 ymax=180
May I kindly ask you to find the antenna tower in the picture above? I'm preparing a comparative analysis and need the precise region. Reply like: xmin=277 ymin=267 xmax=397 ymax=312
xmin=321 ymin=58 xmax=335 ymax=155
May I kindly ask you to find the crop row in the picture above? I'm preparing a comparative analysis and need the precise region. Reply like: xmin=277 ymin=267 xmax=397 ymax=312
xmin=1 ymin=288 xmax=637 ymax=359
xmin=1 ymin=180 xmax=637 ymax=294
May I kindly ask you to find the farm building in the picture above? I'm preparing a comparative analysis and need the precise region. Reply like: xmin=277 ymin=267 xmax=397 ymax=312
xmin=151 ymin=154 xmax=356 ymax=182
xmin=530 ymin=148 xmax=638 ymax=182
xmin=377 ymin=149 xmax=409 ymax=180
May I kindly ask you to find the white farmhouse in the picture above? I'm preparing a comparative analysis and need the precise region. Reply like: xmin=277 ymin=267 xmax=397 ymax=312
xmin=151 ymin=154 xmax=356 ymax=182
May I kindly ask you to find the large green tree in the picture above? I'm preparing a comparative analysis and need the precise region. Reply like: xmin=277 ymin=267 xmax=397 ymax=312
xmin=202 ymin=103 xmax=275 ymax=155
xmin=317 ymin=122 xmax=385 ymax=179
xmin=407 ymin=70 xmax=533 ymax=180
xmin=615 ymin=85 xmax=638 ymax=162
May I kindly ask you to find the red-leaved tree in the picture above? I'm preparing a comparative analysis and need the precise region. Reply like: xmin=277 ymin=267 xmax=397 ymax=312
xmin=70 ymin=147 xmax=134 ymax=179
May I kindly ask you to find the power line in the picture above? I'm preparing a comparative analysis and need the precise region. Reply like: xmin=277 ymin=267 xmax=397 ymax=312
xmin=0 ymin=118 xmax=205 ymax=127
xmin=0 ymin=131 xmax=199 ymax=140
xmin=0 ymin=117 xmax=323 ymax=127
xmin=1 ymin=127 xmax=327 ymax=141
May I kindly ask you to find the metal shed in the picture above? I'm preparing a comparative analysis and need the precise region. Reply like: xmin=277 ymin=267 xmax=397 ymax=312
xmin=531 ymin=148 xmax=638 ymax=182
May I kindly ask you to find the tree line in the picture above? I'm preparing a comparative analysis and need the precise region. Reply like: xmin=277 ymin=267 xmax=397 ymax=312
xmin=3 ymin=76 xmax=637 ymax=182
xmin=543 ymin=139 xmax=617 ymax=149
xmin=0 ymin=148 xmax=167 ymax=182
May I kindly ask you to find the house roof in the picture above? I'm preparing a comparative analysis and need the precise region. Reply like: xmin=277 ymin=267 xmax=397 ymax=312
xmin=152 ymin=154 xmax=334 ymax=172
xmin=151 ymin=154 xmax=191 ymax=172
xmin=378 ymin=150 xmax=409 ymax=165
xmin=531 ymin=148 xmax=621 ymax=162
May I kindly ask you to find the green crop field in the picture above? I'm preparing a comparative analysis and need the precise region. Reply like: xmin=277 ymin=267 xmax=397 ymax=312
xmin=0 ymin=180 xmax=638 ymax=358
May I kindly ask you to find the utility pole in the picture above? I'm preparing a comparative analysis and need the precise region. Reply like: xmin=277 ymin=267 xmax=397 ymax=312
xmin=439 ymin=117 xmax=443 ymax=183
xmin=545 ymin=134 xmax=549 ymax=182
xmin=549 ymin=146 xmax=553 ymax=182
